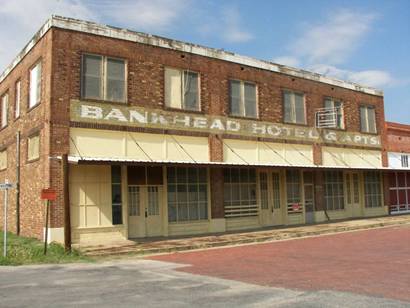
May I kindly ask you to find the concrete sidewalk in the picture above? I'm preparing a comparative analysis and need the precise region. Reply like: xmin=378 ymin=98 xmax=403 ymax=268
xmin=81 ymin=215 xmax=410 ymax=257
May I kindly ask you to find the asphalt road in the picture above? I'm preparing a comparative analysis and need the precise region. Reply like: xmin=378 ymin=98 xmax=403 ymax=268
xmin=0 ymin=226 xmax=409 ymax=307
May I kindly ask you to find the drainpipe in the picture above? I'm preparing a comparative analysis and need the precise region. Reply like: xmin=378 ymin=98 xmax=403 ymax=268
xmin=62 ymin=153 xmax=71 ymax=252
xmin=16 ymin=131 xmax=20 ymax=235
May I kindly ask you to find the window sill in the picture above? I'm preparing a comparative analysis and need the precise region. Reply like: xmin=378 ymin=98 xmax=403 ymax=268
xmin=27 ymin=102 xmax=41 ymax=113
xmin=168 ymin=219 xmax=209 ymax=225
xmin=228 ymin=114 xmax=259 ymax=121
xmin=283 ymin=121 xmax=308 ymax=127
xmin=0 ymin=125 xmax=8 ymax=132
xmin=80 ymin=97 xmax=127 ymax=105
xmin=164 ymin=106 xmax=204 ymax=115
xmin=26 ymin=157 xmax=40 ymax=164
xmin=360 ymin=131 xmax=379 ymax=136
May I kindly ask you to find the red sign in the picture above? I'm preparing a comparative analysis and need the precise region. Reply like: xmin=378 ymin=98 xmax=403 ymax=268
xmin=292 ymin=203 xmax=300 ymax=211
xmin=41 ymin=189 xmax=57 ymax=201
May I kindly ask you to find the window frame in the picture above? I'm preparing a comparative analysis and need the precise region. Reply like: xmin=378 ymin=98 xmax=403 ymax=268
xmin=360 ymin=104 xmax=377 ymax=134
xmin=324 ymin=97 xmax=345 ymax=129
xmin=28 ymin=60 xmax=42 ymax=110
xmin=0 ymin=148 xmax=7 ymax=171
xmin=282 ymin=89 xmax=306 ymax=125
xmin=27 ymin=132 xmax=40 ymax=163
xmin=364 ymin=171 xmax=383 ymax=208
xmin=81 ymin=53 xmax=128 ymax=103
xmin=164 ymin=67 xmax=201 ymax=112
xmin=229 ymin=79 xmax=258 ymax=119
xmin=15 ymin=80 xmax=21 ymax=119
xmin=1 ymin=92 xmax=9 ymax=129
xmin=324 ymin=171 xmax=345 ymax=211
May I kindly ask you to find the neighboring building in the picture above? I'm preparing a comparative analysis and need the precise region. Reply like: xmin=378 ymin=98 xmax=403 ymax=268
xmin=0 ymin=16 xmax=390 ymax=247
xmin=386 ymin=122 xmax=410 ymax=214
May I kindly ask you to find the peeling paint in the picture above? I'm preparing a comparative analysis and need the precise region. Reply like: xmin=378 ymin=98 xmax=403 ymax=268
xmin=0 ymin=15 xmax=383 ymax=97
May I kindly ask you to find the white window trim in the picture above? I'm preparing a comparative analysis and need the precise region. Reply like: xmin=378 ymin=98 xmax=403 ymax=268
xmin=164 ymin=67 xmax=201 ymax=111
xmin=29 ymin=61 xmax=42 ymax=109
xmin=1 ymin=93 xmax=8 ymax=129
xmin=15 ymin=80 xmax=21 ymax=119
xmin=81 ymin=54 xmax=127 ymax=103
xmin=324 ymin=97 xmax=345 ymax=129
xmin=361 ymin=105 xmax=377 ymax=134
xmin=283 ymin=90 xmax=306 ymax=124
xmin=0 ymin=149 xmax=7 ymax=171
xmin=229 ymin=79 xmax=258 ymax=118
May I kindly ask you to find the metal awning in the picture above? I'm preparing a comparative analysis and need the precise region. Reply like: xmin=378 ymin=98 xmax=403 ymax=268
xmin=66 ymin=155 xmax=397 ymax=171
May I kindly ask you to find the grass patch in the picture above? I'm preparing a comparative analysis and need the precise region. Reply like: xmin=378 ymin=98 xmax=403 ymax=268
xmin=0 ymin=232 xmax=92 ymax=266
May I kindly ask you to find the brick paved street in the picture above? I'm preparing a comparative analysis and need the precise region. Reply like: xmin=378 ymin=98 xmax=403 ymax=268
xmin=151 ymin=225 xmax=410 ymax=302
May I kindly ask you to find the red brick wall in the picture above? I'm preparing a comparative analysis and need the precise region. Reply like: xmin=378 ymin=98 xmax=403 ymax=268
xmin=0 ymin=30 xmax=53 ymax=239
xmin=386 ymin=122 xmax=410 ymax=153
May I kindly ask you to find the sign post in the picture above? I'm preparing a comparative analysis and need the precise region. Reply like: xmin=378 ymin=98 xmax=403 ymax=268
xmin=1 ymin=181 xmax=14 ymax=258
xmin=41 ymin=188 xmax=56 ymax=255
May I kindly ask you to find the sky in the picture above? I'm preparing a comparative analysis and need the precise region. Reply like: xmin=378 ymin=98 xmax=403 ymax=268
xmin=0 ymin=0 xmax=409 ymax=123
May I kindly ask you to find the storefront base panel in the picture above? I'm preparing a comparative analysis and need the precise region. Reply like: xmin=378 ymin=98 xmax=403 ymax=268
xmin=364 ymin=206 xmax=389 ymax=217
xmin=168 ymin=221 xmax=210 ymax=237
xmin=226 ymin=217 xmax=260 ymax=231
xmin=71 ymin=226 xmax=127 ymax=246
xmin=314 ymin=211 xmax=327 ymax=223
xmin=287 ymin=214 xmax=304 ymax=225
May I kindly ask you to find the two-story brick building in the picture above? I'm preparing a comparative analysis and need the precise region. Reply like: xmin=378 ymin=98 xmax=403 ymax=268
xmin=386 ymin=121 xmax=410 ymax=214
xmin=0 ymin=16 xmax=389 ymax=247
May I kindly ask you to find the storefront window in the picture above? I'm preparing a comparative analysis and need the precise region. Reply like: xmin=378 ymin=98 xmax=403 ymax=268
xmin=324 ymin=171 xmax=345 ymax=211
xmin=364 ymin=172 xmax=382 ymax=208
xmin=286 ymin=170 xmax=302 ymax=214
xmin=224 ymin=168 xmax=257 ymax=217
xmin=111 ymin=165 xmax=122 ymax=224
xmin=167 ymin=167 xmax=208 ymax=222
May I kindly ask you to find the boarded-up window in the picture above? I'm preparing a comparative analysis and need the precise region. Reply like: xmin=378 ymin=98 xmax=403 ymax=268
xmin=29 ymin=62 xmax=41 ymax=108
xmin=360 ymin=105 xmax=377 ymax=134
xmin=283 ymin=90 xmax=305 ymax=124
xmin=165 ymin=68 xmax=200 ymax=111
xmin=229 ymin=80 xmax=257 ymax=118
xmin=81 ymin=54 xmax=126 ymax=102
xmin=0 ymin=149 xmax=7 ymax=170
xmin=1 ymin=93 xmax=8 ymax=128
xmin=27 ymin=134 xmax=40 ymax=161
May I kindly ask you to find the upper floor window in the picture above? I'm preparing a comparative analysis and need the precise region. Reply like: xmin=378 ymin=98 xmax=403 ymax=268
xmin=324 ymin=97 xmax=344 ymax=129
xmin=81 ymin=54 xmax=126 ymax=103
xmin=27 ymin=133 xmax=40 ymax=162
xmin=1 ymin=93 xmax=8 ymax=128
xmin=15 ymin=80 xmax=21 ymax=118
xmin=360 ymin=105 xmax=376 ymax=133
xmin=29 ymin=61 xmax=42 ymax=108
xmin=164 ymin=68 xmax=200 ymax=111
xmin=229 ymin=80 xmax=257 ymax=118
xmin=283 ymin=90 xmax=305 ymax=124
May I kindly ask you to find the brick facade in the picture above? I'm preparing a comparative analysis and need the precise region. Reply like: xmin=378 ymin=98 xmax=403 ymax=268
xmin=0 ymin=17 xmax=389 ymax=241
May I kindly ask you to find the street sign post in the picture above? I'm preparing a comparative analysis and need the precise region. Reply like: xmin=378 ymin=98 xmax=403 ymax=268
xmin=1 ymin=181 xmax=14 ymax=258
xmin=41 ymin=188 xmax=56 ymax=255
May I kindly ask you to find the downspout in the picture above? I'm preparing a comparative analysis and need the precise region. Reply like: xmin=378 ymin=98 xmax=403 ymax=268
xmin=16 ymin=131 xmax=20 ymax=235
xmin=62 ymin=153 xmax=71 ymax=252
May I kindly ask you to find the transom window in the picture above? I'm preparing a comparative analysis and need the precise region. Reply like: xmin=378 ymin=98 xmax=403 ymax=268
xmin=324 ymin=171 xmax=345 ymax=211
xmin=360 ymin=105 xmax=377 ymax=133
xmin=229 ymin=80 xmax=257 ymax=118
xmin=81 ymin=54 xmax=126 ymax=102
xmin=29 ymin=61 xmax=41 ymax=108
xmin=224 ymin=169 xmax=257 ymax=217
xmin=324 ymin=97 xmax=344 ymax=129
xmin=364 ymin=172 xmax=382 ymax=208
xmin=1 ymin=93 xmax=8 ymax=128
xmin=165 ymin=68 xmax=200 ymax=111
xmin=283 ymin=90 xmax=305 ymax=124
xmin=167 ymin=167 xmax=208 ymax=222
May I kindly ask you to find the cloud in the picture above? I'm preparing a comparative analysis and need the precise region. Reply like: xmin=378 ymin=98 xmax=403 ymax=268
xmin=0 ymin=0 xmax=95 ymax=73
xmin=292 ymin=9 xmax=378 ymax=65
xmin=309 ymin=64 xmax=397 ymax=88
xmin=220 ymin=7 xmax=253 ymax=43
xmin=96 ymin=0 xmax=190 ymax=32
